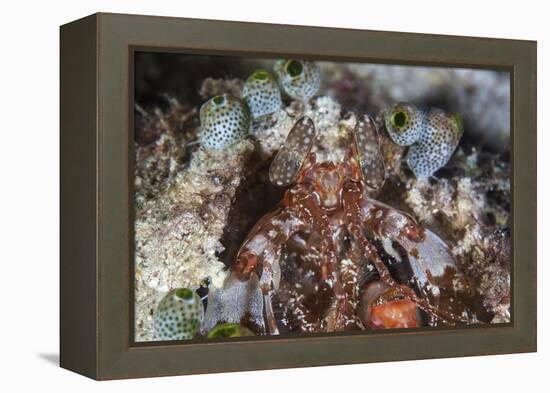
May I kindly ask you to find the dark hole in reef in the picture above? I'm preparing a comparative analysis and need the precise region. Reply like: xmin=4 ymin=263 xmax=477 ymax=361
xmin=217 ymin=150 xmax=285 ymax=269
xmin=135 ymin=52 xmax=258 ymax=109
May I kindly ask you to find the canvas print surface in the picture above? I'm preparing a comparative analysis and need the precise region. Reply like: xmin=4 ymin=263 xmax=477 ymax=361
xmin=133 ymin=53 xmax=511 ymax=342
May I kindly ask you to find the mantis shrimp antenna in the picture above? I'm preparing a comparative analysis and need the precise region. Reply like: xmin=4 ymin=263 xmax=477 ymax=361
xmin=352 ymin=114 xmax=386 ymax=189
xmin=269 ymin=116 xmax=316 ymax=187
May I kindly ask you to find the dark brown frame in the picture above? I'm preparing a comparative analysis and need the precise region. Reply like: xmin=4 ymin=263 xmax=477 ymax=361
xmin=60 ymin=12 xmax=537 ymax=380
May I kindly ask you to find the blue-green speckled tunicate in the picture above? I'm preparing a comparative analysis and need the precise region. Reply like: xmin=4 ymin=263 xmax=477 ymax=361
xmin=273 ymin=59 xmax=320 ymax=102
xmin=383 ymin=103 xmax=464 ymax=180
xmin=241 ymin=70 xmax=283 ymax=119
xmin=199 ymin=94 xmax=251 ymax=150
xmin=154 ymin=288 xmax=204 ymax=340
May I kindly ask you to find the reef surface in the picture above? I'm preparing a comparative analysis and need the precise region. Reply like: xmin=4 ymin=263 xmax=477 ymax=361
xmin=134 ymin=60 xmax=510 ymax=341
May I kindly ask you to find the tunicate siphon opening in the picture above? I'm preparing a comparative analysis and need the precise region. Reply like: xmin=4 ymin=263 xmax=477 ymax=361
xmin=286 ymin=60 xmax=303 ymax=77
xmin=175 ymin=288 xmax=194 ymax=300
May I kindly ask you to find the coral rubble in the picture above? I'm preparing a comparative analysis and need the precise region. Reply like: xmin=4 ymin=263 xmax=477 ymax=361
xmin=135 ymin=135 xmax=254 ymax=341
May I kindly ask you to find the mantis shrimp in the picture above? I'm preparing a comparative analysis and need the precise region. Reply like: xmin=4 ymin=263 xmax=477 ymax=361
xmin=202 ymin=113 xmax=473 ymax=335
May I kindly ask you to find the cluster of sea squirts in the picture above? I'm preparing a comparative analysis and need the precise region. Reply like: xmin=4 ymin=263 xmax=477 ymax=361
xmin=154 ymin=60 xmax=466 ymax=341
xmin=199 ymin=59 xmax=320 ymax=150
xmin=198 ymin=59 xmax=464 ymax=181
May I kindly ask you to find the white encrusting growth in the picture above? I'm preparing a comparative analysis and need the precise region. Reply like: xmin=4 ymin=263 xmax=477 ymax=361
xmin=134 ymin=140 xmax=254 ymax=341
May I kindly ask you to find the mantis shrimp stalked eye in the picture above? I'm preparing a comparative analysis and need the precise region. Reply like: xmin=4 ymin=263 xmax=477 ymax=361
xmin=274 ymin=59 xmax=321 ymax=102
xmin=241 ymin=70 xmax=283 ymax=119
xmin=269 ymin=116 xmax=316 ymax=187
xmin=352 ymin=114 xmax=386 ymax=189
xmin=383 ymin=103 xmax=464 ymax=179
xmin=199 ymin=94 xmax=251 ymax=150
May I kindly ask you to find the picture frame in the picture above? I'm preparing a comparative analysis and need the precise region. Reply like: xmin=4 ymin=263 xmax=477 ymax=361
xmin=60 ymin=12 xmax=537 ymax=380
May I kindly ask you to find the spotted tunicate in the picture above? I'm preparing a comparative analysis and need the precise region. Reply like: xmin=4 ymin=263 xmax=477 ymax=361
xmin=383 ymin=103 xmax=464 ymax=179
xmin=154 ymin=288 xmax=204 ymax=341
xmin=207 ymin=323 xmax=254 ymax=338
xmin=383 ymin=103 xmax=424 ymax=146
xmin=199 ymin=94 xmax=251 ymax=150
xmin=241 ymin=70 xmax=283 ymax=119
xmin=273 ymin=59 xmax=320 ymax=102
